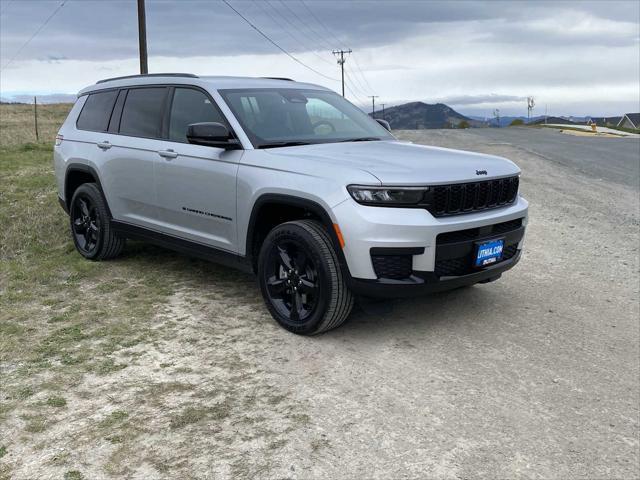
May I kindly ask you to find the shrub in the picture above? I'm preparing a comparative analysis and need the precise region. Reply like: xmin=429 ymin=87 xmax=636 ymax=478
xmin=510 ymin=119 xmax=525 ymax=126
xmin=458 ymin=120 xmax=470 ymax=129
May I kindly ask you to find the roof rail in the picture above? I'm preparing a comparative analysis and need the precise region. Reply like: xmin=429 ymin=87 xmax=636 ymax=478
xmin=96 ymin=73 xmax=199 ymax=84
xmin=262 ymin=77 xmax=294 ymax=81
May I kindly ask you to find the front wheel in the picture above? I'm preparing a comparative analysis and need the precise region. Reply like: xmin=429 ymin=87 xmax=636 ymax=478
xmin=258 ymin=220 xmax=354 ymax=335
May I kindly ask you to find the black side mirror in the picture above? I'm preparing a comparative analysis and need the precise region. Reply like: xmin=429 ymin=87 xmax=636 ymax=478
xmin=375 ymin=118 xmax=391 ymax=131
xmin=186 ymin=122 xmax=241 ymax=149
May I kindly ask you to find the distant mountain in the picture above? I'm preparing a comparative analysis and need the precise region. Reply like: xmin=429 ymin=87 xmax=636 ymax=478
xmin=371 ymin=102 xmax=486 ymax=129
xmin=528 ymin=116 xmax=578 ymax=125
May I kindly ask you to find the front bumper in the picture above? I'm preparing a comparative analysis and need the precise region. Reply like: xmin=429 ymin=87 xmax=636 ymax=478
xmin=347 ymin=250 xmax=521 ymax=298
xmin=332 ymin=195 xmax=528 ymax=294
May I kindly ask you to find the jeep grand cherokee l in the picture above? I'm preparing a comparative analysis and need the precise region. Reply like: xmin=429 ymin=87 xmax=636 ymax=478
xmin=54 ymin=73 xmax=528 ymax=334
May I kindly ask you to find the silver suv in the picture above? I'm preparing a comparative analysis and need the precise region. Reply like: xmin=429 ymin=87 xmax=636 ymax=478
xmin=54 ymin=73 xmax=528 ymax=334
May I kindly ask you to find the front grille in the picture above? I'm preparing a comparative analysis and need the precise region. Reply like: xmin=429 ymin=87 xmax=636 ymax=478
xmin=434 ymin=243 xmax=519 ymax=277
xmin=372 ymin=255 xmax=413 ymax=280
xmin=426 ymin=176 xmax=519 ymax=217
xmin=437 ymin=218 xmax=523 ymax=245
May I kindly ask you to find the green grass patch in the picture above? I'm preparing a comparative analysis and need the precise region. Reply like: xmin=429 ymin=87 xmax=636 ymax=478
xmin=22 ymin=414 xmax=48 ymax=433
xmin=45 ymin=396 xmax=67 ymax=408
xmin=64 ymin=471 xmax=84 ymax=480
xmin=99 ymin=410 xmax=129 ymax=429
xmin=170 ymin=402 xmax=232 ymax=429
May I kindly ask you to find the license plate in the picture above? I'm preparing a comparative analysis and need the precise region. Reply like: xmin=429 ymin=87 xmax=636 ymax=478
xmin=475 ymin=239 xmax=504 ymax=267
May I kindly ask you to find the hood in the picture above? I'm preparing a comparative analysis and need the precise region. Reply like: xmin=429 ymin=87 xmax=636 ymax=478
xmin=264 ymin=140 xmax=520 ymax=185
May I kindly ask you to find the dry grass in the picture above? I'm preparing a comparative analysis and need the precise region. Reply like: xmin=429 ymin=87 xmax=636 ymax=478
xmin=0 ymin=105 xmax=318 ymax=479
xmin=0 ymin=103 xmax=73 ymax=147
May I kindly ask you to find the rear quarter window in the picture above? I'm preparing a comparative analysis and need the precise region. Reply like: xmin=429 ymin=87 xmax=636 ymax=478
xmin=76 ymin=90 xmax=118 ymax=132
xmin=119 ymin=87 xmax=168 ymax=139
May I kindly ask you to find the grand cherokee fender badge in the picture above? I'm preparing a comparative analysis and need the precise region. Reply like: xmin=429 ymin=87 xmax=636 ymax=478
xmin=476 ymin=170 xmax=488 ymax=175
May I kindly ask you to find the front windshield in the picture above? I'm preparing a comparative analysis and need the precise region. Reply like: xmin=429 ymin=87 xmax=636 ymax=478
xmin=218 ymin=88 xmax=394 ymax=148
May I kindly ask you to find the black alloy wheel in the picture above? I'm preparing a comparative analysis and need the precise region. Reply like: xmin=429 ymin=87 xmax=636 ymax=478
xmin=68 ymin=183 xmax=125 ymax=260
xmin=264 ymin=240 xmax=319 ymax=323
xmin=258 ymin=220 xmax=354 ymax=335
xmin=71 ymin=193 xmax=101 ymax=256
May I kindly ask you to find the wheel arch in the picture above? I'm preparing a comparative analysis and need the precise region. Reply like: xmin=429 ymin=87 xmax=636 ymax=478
xmin=64 ymin=163 xmax=112 ymax=217
xmin=246 ymin=194 xmax=348 ymax=274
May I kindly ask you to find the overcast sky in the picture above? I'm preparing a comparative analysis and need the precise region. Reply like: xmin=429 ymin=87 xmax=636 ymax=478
xmin=1 ymin=0 xmax=639 ymax=116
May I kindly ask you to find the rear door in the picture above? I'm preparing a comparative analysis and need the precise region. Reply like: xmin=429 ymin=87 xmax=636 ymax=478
xmin=153 ymin=86 xmax=241 ymax=252
xmin=100 ymin=86 xmax=169 ymax=229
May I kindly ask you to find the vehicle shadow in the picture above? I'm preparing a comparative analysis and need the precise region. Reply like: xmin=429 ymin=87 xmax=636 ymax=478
xmin=117 ymin=241 xmax=518 ymax=339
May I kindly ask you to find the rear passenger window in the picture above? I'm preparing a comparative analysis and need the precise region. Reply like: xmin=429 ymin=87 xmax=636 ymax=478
xmin=76 ymin=90 xmax=118 ymax=132
xmin=169 ymin=88 xmax=227 ymax=142
xmin=119 ymin=87 xmax=167 ymax=138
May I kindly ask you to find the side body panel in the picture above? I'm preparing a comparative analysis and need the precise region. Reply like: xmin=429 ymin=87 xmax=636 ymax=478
xmin=97 ymin=134 xmax=161 ymax=229
xmin=154 ymin=141 xmax=242 ymax=252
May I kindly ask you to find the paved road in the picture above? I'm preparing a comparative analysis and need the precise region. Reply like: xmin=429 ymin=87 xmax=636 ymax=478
xmin=428 ymin=127 xmax=640 ymax=189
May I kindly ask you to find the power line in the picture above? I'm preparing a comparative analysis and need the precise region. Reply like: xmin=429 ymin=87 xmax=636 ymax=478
xmin=277 ymin=0 xmax=334 ymax=52
xmin=299 ymin=0 xmax=374 ymax=94
xmin=221 ymin=0 xmax=338 ymax=83
xmin=350 ymin=55 xmax=374 ymax=92
xmin=300 ymin=0 xmax=343 ymax=49
xmin=343 ymin=68 xmax=369 ymax=100
xmin=343 ymin=62 xmax=370 ymax=97
xmin=1 ymin=0 xmax=67 ymax=72
xmin=259 ymin=0 xmax=333 ymax=66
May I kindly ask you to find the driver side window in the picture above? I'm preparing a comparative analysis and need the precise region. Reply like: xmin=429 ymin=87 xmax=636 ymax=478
xmin=169 ymin=88 xmax=227 ymax=143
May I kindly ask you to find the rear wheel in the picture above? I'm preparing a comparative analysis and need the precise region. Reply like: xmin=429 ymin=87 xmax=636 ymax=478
xmin=69 ymin=183 xmax=124 ymax=260
xmin=258 ymin=220 xmax=354 ymax=335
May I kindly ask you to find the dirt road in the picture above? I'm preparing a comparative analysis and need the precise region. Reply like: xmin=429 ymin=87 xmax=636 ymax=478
xmin=2 ymin=128 xmax=638 ymax=479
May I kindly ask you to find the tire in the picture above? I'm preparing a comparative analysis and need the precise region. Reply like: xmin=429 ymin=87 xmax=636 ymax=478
xmin=69 ymin=183 xmax=124 ymax=260
xmin=258 ymin=220 xmax=354 ymax=335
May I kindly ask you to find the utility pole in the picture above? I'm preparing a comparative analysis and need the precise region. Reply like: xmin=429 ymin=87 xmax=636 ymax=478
xmin=381 ymin=103 xmax=386 ymax=120
xmin=137 ymin=0 xmax=148 ymax=74
xmin=527 ymin=96 xmax=535 ymax=121
xmin=33 ymin=96 xmax=39 ymax=141
xmin=368 ymin=95 xmax=379 ymax=118
xmin=332 ymin=49 xmax=352 ymax=97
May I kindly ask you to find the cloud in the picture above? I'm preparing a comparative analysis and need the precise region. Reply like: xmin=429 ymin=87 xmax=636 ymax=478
xmin=436 ymin=94 xmax=528 ymax=106
xmin=0 ymin=0 xmax=638 ymax=116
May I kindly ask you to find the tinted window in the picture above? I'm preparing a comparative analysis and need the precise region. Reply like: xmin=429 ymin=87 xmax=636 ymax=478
xmin=107 ymin=90 xmax=127 ymax=133
xmin=169 ymin=88 xmax=226 ymax=142
xmin=77 ymin=90 xmax=118 ymax=132
xmin=119 ymin=87 xmax=167 ymax=138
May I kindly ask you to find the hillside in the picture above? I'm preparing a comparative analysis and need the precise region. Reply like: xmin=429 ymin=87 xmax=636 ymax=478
xmin=372 ymin=102 xmax=482 ymax=129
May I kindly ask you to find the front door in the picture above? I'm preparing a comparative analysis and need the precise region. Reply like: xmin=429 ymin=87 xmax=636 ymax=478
xmin=154 ymin=87 xmax=241 ymax=253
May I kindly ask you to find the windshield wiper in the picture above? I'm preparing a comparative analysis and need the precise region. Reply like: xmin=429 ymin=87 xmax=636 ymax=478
xmin=338 ymin=137 xmax=381 ymax=143
xmin=257 ymin=141 xmax=312 ymax=149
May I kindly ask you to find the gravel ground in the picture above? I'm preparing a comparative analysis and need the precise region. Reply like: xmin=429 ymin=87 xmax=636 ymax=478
xmin=2 ymin=128 xmax=638 ymax=479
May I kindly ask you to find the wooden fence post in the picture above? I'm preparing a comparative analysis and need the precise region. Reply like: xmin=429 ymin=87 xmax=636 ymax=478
xmin=34 ymin=96 xmax=39 ymax=141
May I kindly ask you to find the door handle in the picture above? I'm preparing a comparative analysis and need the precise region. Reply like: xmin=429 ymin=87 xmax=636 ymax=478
xmin=97 ymin=141 xmax=112 ymax=150
xmin=158 ymin=149 xmax=178 ymax=159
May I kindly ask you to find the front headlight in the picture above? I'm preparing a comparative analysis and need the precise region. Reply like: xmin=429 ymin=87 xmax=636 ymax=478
xmin=347 ymin=185 xmax=427 ymax=206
